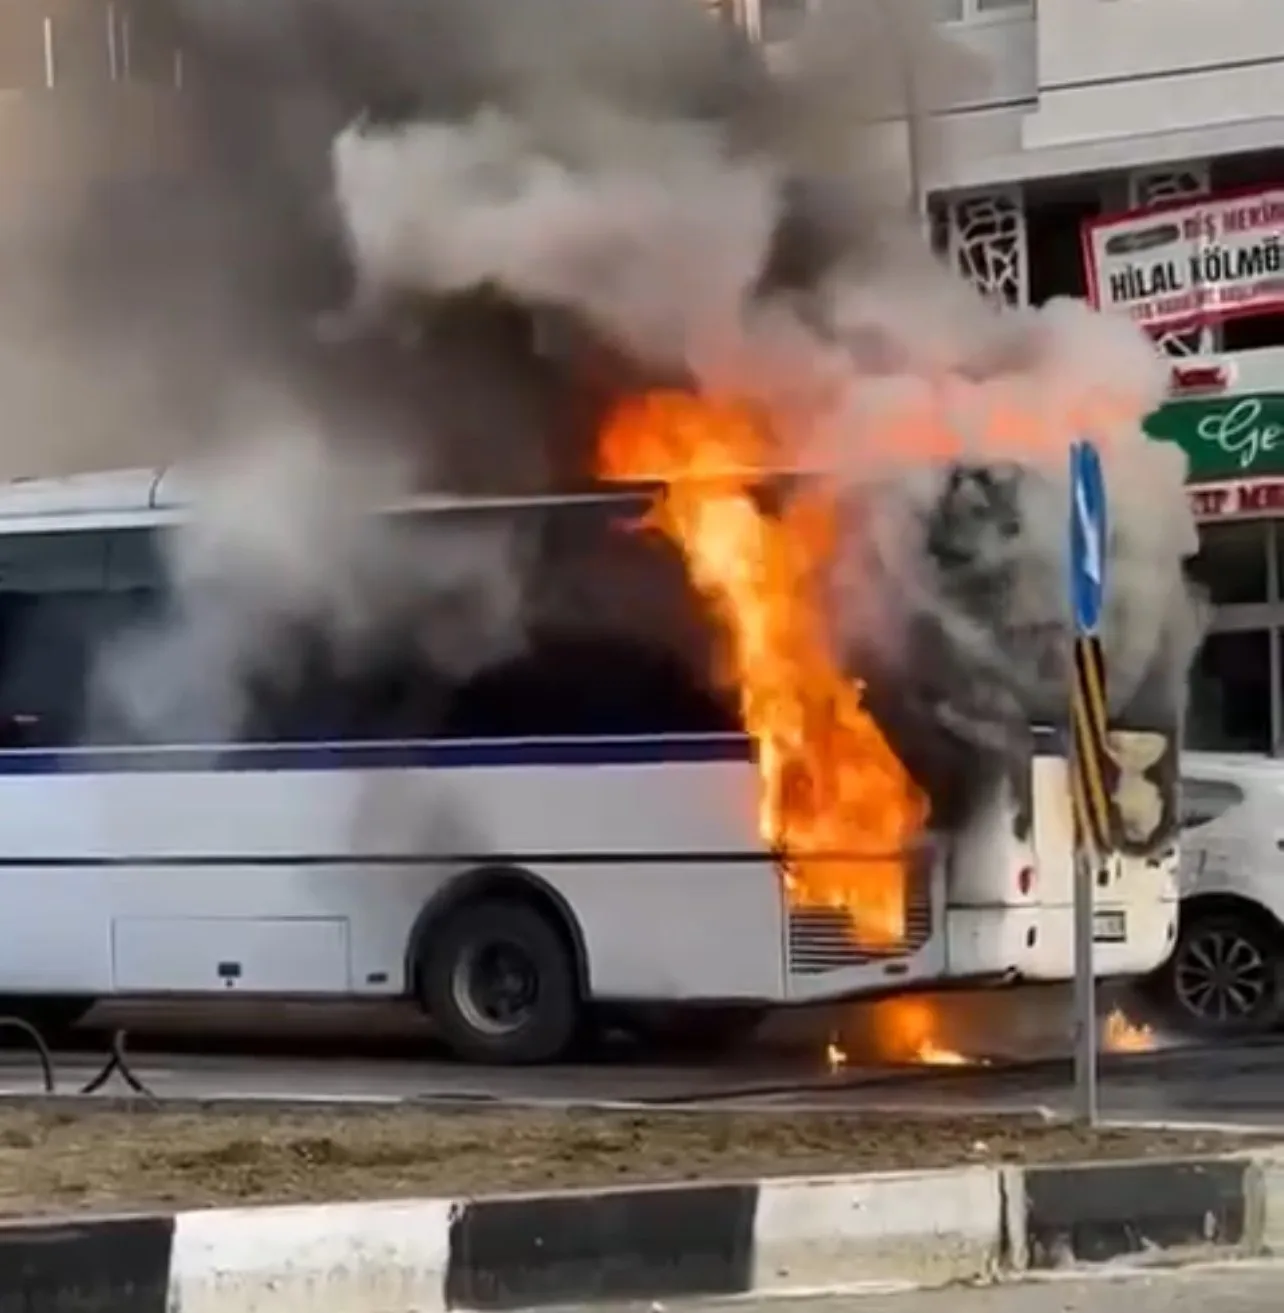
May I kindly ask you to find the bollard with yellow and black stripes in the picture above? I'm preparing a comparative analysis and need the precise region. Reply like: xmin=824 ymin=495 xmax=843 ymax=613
xmin=1069 ymin=633 xmax=1114 ymax=859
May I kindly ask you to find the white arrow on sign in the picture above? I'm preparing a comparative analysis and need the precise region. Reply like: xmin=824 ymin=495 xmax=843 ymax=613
xmin=1075 ymin=476 xmax=1102 ymax=592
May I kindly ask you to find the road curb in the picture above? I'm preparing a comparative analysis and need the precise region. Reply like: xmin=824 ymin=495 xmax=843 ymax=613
xmin=4 ymin=1150 xmax=1283 ymax=1312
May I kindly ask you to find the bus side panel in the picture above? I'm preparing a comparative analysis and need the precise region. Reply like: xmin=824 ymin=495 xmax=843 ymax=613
xmin=497 ymin=756 xmax=785 ymax=1001
xmin=0 ymin=752 xmax=786 ymax=1002
xmin=0 ymin=860 xmax=118 ymax=994
xmin=544 ymin=860 xmax=785 ymax=1001
xmin=0 ymin=755 xmax=766 ymax=860
xmin=0 ymin=850 xmax=449 ymax=999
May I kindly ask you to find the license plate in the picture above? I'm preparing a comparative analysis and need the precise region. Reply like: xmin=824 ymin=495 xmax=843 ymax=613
xmin=1093 ymin=910 xmax=1127 ymax=943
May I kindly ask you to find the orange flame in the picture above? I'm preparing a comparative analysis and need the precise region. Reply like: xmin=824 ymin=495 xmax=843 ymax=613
xmin=1101 ymin=1007 xmax=1156 ymax=1053
xmin=598 ymin=390 xmax=927 ymax=946
xmin=827 ymin=998 xmax=976 ymax=1070
xmin=874 ymin=997 xmax=975 ymax=1066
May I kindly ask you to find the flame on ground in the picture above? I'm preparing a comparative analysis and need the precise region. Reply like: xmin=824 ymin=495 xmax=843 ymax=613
xmin=825 ymin=997 xmax=976 ymax=1071
xmin=873 ymin=997 xmax=974 ymax=1066
xmin=598 ymin=390 xmax=927 ymax=947
xmin=1101 ymin=1007 xmax=1156 ymax=1053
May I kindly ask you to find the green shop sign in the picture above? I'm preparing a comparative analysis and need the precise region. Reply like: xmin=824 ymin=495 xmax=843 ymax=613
xmin=1144 ymin=392 xmax=1284 ymax=484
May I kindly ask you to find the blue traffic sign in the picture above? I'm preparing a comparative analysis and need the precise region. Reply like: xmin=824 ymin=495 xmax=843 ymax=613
xmin=1069 ymin=440 xmax=1108 ymax=635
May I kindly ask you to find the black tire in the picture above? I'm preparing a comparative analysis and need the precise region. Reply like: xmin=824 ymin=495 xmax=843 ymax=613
xmin=1160 ymin=910 xmax=1283 ymax=1038
xmin=420 ymin=898 xmax=580 ymax=1065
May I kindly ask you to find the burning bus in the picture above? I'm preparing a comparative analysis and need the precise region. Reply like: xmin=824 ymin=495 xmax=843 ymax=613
xmin=0 ymin=448 xmax=1181 ymax=1064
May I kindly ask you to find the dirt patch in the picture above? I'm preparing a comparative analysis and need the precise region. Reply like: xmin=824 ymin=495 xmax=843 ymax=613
xmin=0 ymin=1104 xmax=1269 ymax=1217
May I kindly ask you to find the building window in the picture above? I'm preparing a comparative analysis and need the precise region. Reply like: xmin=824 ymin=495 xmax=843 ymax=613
xmin=1190 ymin=519 xmax=1284 ymax=756
xmin=946 ymin=189 xmax=1028 ymax=306
xmin=1211 ymin=149 xmax=1284 ymax=193
xmin=1191 ymin=521 xmax=1270 ymax=607
xmin=1025 ymin=179 xmax=1107 ymax=305
xmin=1221 ymin=316 xmax=1284 ymax=355
xmin=1186 ymin=629 xmax=1272 ymax=755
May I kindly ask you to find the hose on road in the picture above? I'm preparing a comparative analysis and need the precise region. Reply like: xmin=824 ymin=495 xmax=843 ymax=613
xmin=0 ymin=1018 xmax=156 ymax=1100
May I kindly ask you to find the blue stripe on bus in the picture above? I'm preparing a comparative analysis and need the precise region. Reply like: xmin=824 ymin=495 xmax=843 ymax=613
xmin=0 ymin=734 xmax=756 ymax=776
xmin=0 ymin=723 xmax=1079 ymax=776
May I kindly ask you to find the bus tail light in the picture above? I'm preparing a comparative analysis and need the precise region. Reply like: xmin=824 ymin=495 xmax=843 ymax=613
xmin=1017 ymin=866 xmax=1034 ymax=896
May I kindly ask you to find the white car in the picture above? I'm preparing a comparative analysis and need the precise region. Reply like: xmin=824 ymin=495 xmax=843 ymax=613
xmin=1151 ymin=752 xmax=1284 ymax=1036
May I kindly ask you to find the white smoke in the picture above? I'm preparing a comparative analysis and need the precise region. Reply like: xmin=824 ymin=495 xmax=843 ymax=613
xmin=92 ymin=398 xmax=530 ymax=744
xmin=330 ymin=107 xmax=780 ymax=373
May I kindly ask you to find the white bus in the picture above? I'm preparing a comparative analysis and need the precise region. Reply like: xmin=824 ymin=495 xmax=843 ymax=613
xmin=0 ymin=468 xmax=1178 ymax=1063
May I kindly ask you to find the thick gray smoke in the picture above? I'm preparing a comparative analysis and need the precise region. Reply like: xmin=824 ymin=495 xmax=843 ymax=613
xmin=89 ymin=414 xmax=531 ymax=744
xmin=301 ymin=0 xmax=1201 ymax=815
xmin=28 ymin=0 xmax=1201 ymax=822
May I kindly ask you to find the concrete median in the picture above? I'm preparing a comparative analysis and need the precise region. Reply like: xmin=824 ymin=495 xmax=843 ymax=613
xmin=8 ymin=1146 xmax=1284 ymax=1312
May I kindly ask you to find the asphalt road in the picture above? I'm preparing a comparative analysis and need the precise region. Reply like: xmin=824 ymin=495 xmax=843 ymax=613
xmin=0 ymin=1041 xmax=1278 ymax=1128
xmin=582 ymin=1267 xmax=1284 ymax=1313
xmin=0 ymin=990 xmax=1280 ymax=1127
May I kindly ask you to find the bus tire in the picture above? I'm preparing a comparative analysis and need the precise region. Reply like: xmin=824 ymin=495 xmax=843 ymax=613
xmin=421 ymin=897 xmax=580 ymax=1065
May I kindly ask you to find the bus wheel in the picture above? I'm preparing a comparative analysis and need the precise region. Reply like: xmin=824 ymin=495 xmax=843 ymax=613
xmin=421 ymin=898 xmax=580 ymax=1065
xmin=1162 ymin=910 xmax=1283 ymax=1038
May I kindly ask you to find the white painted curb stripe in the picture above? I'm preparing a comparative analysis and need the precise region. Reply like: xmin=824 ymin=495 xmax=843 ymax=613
xmin=170 ymin=1198 xmax=455 ymax=1313
xmin=752 ymin=1166 xmax=1005 ymax=1292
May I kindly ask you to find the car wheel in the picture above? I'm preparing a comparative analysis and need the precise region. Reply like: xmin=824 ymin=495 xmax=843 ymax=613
xmin=421 ymin=898 xmax=581 ymax=1065
xmin=1164 ymin=911 xmax=1283 ymax=1037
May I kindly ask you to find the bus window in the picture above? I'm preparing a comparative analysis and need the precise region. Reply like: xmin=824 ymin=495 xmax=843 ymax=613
xmin=235 ymin=488 xmax=735 ymax=746
xmin=235 ymin=626 xmax=733 ymax=746
xmin=526 ymin=492 xmax=714 ymax=667
xmin=103 ymin=525 xmax=169 ymax=596
xmin=0 ymin=531 xmax=118 ymax=748
xmin=0 ymin=499 xmax=734 ymax=749
xmin=243 ymin=633 xmax=449 ymax=744
xmin=492 ymin=491 xmax=736 ymax=739
xmin=440 ymin=633 xmax=737 ymax=740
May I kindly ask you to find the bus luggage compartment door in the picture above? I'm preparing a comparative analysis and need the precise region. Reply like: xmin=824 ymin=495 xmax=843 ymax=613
xmin=112 ymin=917 xmax=350 ymax=994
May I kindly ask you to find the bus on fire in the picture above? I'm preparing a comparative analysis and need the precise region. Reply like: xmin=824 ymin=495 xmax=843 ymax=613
xmin=0 ymin=465 xmax=1177 ymax=1063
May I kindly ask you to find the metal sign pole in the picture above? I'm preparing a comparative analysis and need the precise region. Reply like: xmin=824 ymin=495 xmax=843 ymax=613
xmin=1071 ymin=795 xmax=1099 ymax=1124
xmin=1069 ymin=441 xmax=1109 ymax=1127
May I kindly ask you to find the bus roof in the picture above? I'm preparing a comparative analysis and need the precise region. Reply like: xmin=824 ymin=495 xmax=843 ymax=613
xmin=0 ymin=468 xmax=651 ymax=535
xmin=0 ymin=465 xmax=820 ymax=535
